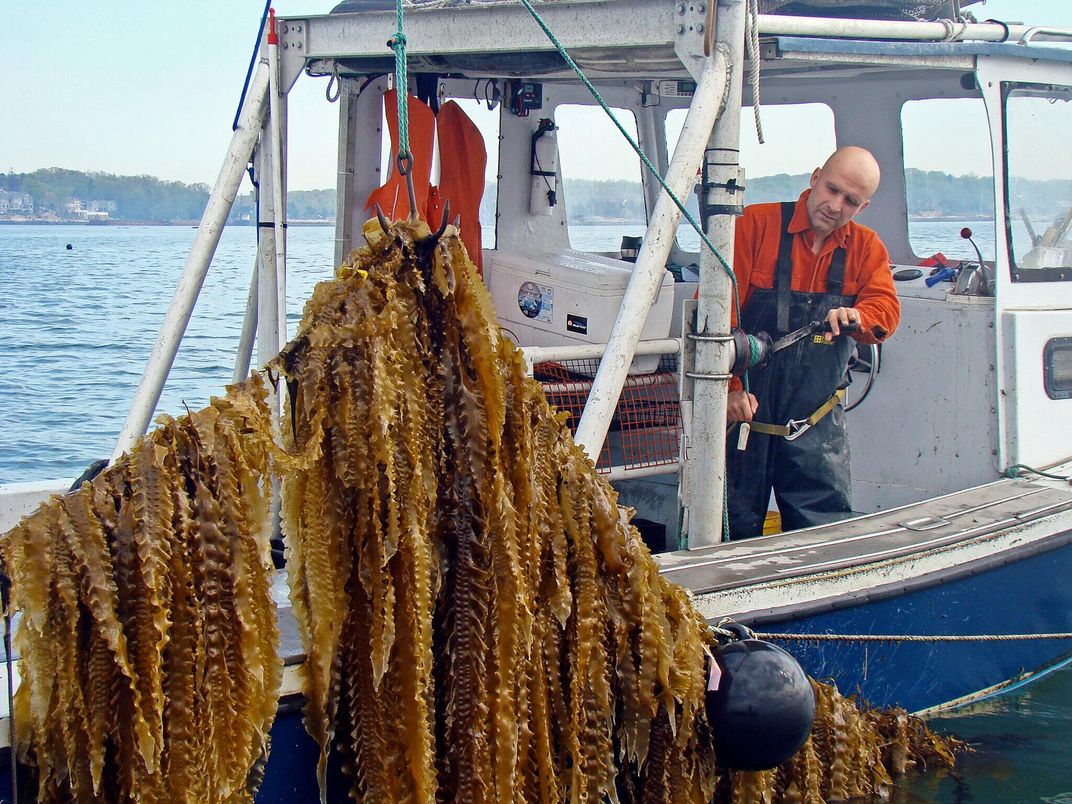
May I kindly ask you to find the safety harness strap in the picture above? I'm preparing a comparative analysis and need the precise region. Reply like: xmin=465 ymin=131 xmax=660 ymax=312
xmin=775 ymin=202 xmax=795 ymax=332
xmin=775 ymin=201 xmax=849 ymax=330
xmin=748 ymin=388 xmax=846 ymax=440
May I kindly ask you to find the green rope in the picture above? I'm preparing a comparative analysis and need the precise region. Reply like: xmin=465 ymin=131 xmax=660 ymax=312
xmin=746 ymin=333 xmax=764 ymax=370
xmin=1004 ymin=463 xmax=1071 ymax=481
xmin=514 ymin=0 xmax=744 ymax=338
xmin=515 ymin=0 xmax=753 ymax=545
xmin=389 ymin=0 xmax=410 ymax=161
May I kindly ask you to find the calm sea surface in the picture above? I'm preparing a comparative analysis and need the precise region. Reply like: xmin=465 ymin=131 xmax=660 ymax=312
xmin=1 ymin=220 xmax=1069 ymax=800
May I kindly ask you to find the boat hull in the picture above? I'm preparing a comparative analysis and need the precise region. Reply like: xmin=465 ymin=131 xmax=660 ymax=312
xmin=746 ymin=537 xmax=1072 ymax=713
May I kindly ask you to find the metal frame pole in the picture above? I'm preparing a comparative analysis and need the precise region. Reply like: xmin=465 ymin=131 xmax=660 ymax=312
xmin=757 ymin=14 xmax=1072 ymax=43
xmin=572 ymin=51 xmax=730 ymax=459
xmin=111 ymin=64 xmax=270 ymax=460
xmin=686 ymin=0 xmax=746 ymax=549
xmin=267 ymin=12 xmax=289 ymax=356
xmin=233 ymin=255 xmax=259 ymax=383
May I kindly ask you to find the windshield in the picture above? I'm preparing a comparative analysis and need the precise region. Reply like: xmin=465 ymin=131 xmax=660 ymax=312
xmin=1003 ymin=83 xmax=1072 ymax=282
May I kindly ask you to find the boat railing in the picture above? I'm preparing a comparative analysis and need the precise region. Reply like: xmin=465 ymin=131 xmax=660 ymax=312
xmin=522 ymin=340 xmax=684 ymax=480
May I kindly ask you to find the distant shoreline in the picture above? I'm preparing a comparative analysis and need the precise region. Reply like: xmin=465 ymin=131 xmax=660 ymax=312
xmin=0 ymin=219 xmax=335 ymax=227
xmin=1 ymin=215 xmax=997 ymax=228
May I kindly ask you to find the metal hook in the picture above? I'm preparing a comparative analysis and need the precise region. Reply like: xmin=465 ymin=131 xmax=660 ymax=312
xmin=396 ymin=152 xmax=420 ymax=223
xmin=429 ymin=200 xmax=451 ymax=241
xmin=374 ymin=204 xmax=391 ymax=236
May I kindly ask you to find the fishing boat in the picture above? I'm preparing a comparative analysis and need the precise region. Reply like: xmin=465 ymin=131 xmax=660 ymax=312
xmin=2 ymin=0 xmax=1071 ymax=798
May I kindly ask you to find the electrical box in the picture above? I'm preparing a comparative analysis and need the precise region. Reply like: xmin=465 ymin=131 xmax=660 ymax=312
xmin=655 ymin=79 xmax=696 ymax=98
xmin=508 ymin=81 xmax=543 ymax=116
xmin=484 ymin=249 xmax=675 ymax=373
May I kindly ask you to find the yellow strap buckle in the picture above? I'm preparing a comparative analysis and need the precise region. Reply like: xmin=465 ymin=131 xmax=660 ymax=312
xmin=749 ymin=389 xmax=846 ymax=441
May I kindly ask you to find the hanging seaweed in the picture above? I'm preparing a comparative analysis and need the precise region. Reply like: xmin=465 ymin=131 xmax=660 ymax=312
xmin=0 ymin=218 xmax=961 ymax=803
xmin=275 ymin=218 xmax=961 ymax=802
xmin=1 ymin=379 xmax=282 ymax=803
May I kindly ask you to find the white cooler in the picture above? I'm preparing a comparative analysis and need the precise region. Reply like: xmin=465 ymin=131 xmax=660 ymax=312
xmin=483 ymin=249 xmax=676 ymax=373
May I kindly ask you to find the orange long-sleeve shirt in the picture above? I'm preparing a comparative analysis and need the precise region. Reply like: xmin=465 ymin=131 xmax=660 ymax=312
xmin=729 ymin=190 xmax=900 ymax=392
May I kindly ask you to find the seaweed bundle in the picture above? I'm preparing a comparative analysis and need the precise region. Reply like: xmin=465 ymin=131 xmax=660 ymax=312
xmin=1 ymin=218 xmax=959 ymax=802
xmin=2 ymin=382 xmax=282 ymax=802
xmin=275 ymin=218 xmax=959 ymax=802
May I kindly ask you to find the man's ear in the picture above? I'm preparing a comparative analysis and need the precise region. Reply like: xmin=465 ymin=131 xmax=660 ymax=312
xmin=809 ymin=168 xmax=821 ymax=188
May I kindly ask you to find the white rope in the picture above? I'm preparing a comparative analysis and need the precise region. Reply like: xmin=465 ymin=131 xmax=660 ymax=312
xmin=712 ymin=618 xmax=1072 ymax=644
xmin=745 ymin=0 xmax=764 ymax=144
xmin=757 ymin=631 xmax=1072 ymax=643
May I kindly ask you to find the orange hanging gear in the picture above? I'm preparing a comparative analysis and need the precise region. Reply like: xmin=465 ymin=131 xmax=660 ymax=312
xmin=365 ymin=90 xmax=436 ymax=220
xmin=435 ymin=100 xmax=487 ymax=275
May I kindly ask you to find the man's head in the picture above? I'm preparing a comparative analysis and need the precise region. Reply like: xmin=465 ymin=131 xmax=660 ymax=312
xmin=806 ymin=146 xmax=881 ymax=238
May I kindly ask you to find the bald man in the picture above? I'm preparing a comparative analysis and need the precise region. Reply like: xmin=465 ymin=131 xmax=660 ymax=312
xmin=725 ymin=146 xmax=900 ymax=540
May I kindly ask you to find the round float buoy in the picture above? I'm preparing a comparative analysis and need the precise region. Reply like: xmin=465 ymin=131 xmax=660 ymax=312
xmin=705 ymin=637 xmax=816 ymax=771
xmin=66 ymin=243 xmax=73 ymax=250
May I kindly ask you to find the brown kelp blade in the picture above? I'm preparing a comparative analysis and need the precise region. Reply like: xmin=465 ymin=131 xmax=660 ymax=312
xmin=1 ymin=377 xmax=282 ymax=802
xmin=275 ymin=217 xmax=962 ymax=803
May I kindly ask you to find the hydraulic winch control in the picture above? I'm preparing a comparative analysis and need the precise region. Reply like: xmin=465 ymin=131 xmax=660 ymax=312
xmin=729 ymin=319 xmax=859 ymax=377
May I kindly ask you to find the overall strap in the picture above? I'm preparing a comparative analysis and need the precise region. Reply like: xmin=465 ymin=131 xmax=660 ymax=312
xmin=775 ymin=201 xmax=795 ymax=332
xmin=827 ymin=245 xmax=847 ymax=294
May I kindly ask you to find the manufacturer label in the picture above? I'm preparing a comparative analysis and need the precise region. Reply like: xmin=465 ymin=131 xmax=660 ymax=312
xmin=566 ymin=314 xmax=588 ymax=335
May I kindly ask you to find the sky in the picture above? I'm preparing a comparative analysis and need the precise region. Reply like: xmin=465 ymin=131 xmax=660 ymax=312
xmin=1 ymin=0 xmax=1070 ymax=190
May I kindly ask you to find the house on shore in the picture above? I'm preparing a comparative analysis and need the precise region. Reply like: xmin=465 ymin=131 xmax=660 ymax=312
xmin=0 ymin=189 xmax=34 ymax=216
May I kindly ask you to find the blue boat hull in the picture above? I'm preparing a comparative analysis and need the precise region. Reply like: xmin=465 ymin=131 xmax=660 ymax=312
xmin=745 ymin=538 xmax=1072 ymax=713
xmin=3 ymin=540 xmax=1070 ymax=798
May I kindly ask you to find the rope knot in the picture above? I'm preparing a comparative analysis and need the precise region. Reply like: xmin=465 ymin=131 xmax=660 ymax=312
xmin=388 ymin=31 xmax=407 ymax=49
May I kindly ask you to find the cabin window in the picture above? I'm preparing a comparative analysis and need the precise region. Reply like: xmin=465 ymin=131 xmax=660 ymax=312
xmin=1044 ymin=337 xmax=1072 ymax=400
xmin=554 ymin=104 xmax=647 ymax=252
xmin=901 ymin=98 xmax=994 ymax=261
xmin=1003 ymin=83 xmax=1072 ymax=282
xmin=666 ymin=103 xmax=836 ymax=251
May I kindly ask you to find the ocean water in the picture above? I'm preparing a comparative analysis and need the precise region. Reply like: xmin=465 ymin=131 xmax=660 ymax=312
xmin=1 ymin=220 xmax=1069 ymax=800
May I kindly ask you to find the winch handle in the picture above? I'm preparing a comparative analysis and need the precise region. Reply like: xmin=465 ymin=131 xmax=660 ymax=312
xmin=819 ymin=320 xmax=860 ymax=335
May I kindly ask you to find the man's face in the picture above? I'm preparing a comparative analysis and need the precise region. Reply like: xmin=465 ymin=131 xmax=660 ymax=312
xmin=806 ymin=163 xmax=873 ymax=237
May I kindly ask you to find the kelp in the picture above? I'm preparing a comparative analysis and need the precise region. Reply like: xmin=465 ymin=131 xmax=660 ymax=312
xmin=1 ymin=379 xmax=282 ymax=802
xmin=274 ymin=218 xmax=961 ymax=802
xmin=1 ymin=217 xmax=960 ymax=802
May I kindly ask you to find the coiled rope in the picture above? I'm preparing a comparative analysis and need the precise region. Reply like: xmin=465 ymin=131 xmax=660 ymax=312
xmin=1003 ymin=463 xmax=1071 ymax=482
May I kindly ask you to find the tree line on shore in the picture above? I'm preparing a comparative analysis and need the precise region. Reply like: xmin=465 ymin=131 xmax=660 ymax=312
xmin=3 ymin=166 xmax=1068 ymax=224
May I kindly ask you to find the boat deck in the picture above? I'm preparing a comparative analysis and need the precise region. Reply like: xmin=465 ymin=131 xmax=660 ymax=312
xmin=656 ymin=476 xmax=1072 ymax=597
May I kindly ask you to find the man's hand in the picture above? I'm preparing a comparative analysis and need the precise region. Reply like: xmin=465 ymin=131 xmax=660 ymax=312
xmin=824 ymin=306 xmax=861 ymax=341
xmin=727 ymin=390 xmax=759 ymax=423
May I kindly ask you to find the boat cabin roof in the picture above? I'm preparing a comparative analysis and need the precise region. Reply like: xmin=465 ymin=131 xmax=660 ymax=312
xmin=274 ymin=0 xmax=1072 ymax=84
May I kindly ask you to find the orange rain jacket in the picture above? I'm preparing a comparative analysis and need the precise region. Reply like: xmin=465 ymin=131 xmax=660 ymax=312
xmin=366 ymin=91 xmax=487 ymax=274
xmin=729 ymin=190 xmax=900 ymax=393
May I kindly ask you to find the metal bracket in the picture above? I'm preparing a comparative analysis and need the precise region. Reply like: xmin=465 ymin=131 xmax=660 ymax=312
xmin=277 ymin=18 xmax=310 ymax=91
xmin=686 ymin=332 xmax=735 ymax=343
xmin=673 ymin=1 xmax=711 ymax=81
xmin=278 ymin=18 xmax=308 ymax=53
xmin=684 ymin=371 xmax=734 ymax=381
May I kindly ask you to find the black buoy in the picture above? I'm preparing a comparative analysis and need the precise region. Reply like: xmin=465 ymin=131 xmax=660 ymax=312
xmin=705 ymin=637 xmax=816 ymax=771
xmin=66 ymin=243 xmax=73 ymax=250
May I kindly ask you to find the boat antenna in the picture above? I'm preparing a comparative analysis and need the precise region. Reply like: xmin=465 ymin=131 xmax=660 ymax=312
xmin=233 ymin=1 xmax=273 ymax=132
